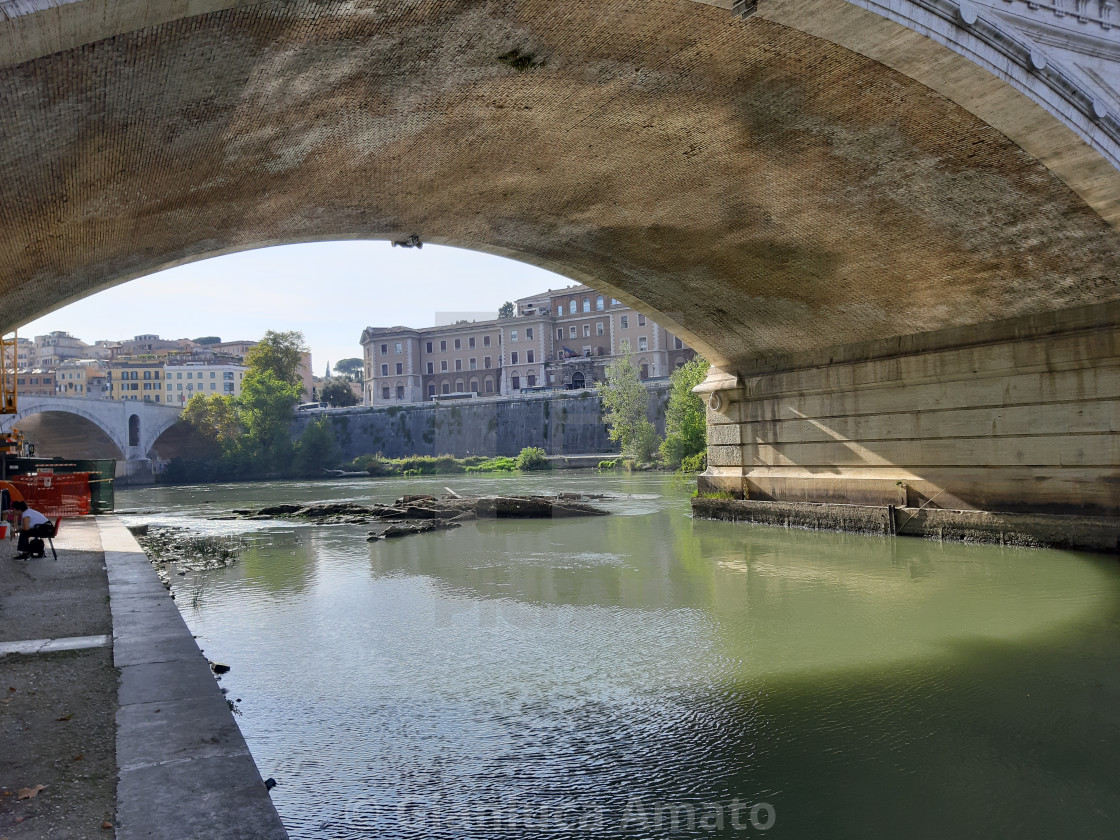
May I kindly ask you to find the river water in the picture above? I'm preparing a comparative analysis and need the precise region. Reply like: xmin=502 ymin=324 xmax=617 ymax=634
xmin=118 ymin=472 xmax=1120 ymax=840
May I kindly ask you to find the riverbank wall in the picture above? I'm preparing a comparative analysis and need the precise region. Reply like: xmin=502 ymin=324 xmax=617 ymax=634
xmin=291 ymin=386 xmax=669 ymax=460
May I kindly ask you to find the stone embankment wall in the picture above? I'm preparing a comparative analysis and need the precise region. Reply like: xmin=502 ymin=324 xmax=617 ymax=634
xmin=291 ymin=387 xmax=669 ymax=460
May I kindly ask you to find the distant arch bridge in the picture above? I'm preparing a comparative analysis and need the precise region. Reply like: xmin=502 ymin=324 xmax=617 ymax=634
xmin=0 ymin=398 xmax=185 ymax=483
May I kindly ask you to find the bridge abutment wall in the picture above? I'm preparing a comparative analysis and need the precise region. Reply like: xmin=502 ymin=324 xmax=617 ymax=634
xmin=695 ymin=301 xmax=1120 ymax=550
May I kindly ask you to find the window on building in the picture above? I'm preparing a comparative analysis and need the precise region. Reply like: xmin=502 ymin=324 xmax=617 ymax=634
xmin=395 ymin=342 xmax=403 ymax=354
xmin=383 ymin=386 xmax=390 ymax=399
xmin=583 ymin=298 xmax=590 ymax=313
xmin=484 ymin=335 xmax=491 ymax=347
xmin=144 ymin=371 xmax=151 ymax=380
xmin=596 ymin=296 xmax=604 ymax=311
xmin=638 ymin=314 xmax=646 ymax=326
xmin=470 ymin=379 xmax=478 ymax=393
xmin=456 ymin=379 xmax=464 ymax=392
xmin=526 ymin=350 xmax=534 ymax=363
xmin=485 ymin=378 xmax=494 ymax=393
xmin=469 ymin=358 xmax=477 ymax=370
xmin=469 ymin=337 xmax=475 ymax=349
xmin=526 ymin=328 xmax=533 ymax=340
xmin=639 ymin=337 xmax=648 ymax=351
xmin=620 ymin=338 xmax=630 ymax=351
xmin=455 ymin=338 xmax=461 ymax=350
xmin=381 ymin=364 xmax=388 ymax=376
xmin=569 ymin=300 xmax=576 ymax=315
xmin=455 ymin=359 xmax=462 ymax=371
xmin=597 ymin=323 xmax=604 ymax=336
xmin=511 ymin=352 xmax=518 ymax=365
xmin=428 ymin=384 xmax=436 ymax=397
xmin=511 ymin=374 xmax=520 ymax=390
xmin=426 ymin=341 xmax=433 ymax=353
xmin=177 ymin=372 xmax=182 ymax=379
xmin=427 ymin=362 xmax=434 ymax=374
xmin=484 ymin=356 xmax=491 ymax=369
xmin=442 ymin=382 xmax=450 ymax=394
xmin=392 ymin=362 xmax=400 ymax=375
xmin=440 ymin=340 xmax=447 ymax=352
xmin=569 ymin=326 xmax=577 ymax=339
xmin=675 ymin=337 xmax=683 ymax=349
xmin=640 ymin=364 xmax=649 ymax=378
xmin=441 ymin=360 xmax=448 ymax=372
xmin=511 ymin=330 xmax=518 ymax=342
xmin=527 ymin=374 xmax=536 ymax=387
xmin=557 ymin=328 xmax=563 ymax=340
xmin=583 ymin=324 xmax=591 ymax=338
xmin=380 ymin=343 xmax=387 ymax=355
xmin=396 ymin=385 xmax=405 ymax=399
xmin=621 ymin=315 xmax=629 ymax=329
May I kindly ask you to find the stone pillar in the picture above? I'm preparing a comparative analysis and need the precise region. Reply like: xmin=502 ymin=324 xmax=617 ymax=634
xmin=694 ymin=302 xmax=1120 ymax=550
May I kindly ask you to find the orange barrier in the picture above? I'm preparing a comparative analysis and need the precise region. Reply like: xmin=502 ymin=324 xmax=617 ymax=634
xmin=8 ymin=472 xmax=91 ymax=517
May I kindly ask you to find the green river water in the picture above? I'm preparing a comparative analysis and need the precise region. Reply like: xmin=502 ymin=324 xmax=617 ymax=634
xmin=118 ymin=472 xmax=1120 ymax=839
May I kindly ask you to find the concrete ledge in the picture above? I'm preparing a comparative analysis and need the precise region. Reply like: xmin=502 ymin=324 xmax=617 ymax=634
xmin=98 ymin=516 xmax=288 ymax=840
xmin=691 ymin=498 xmax=1120 ymax=553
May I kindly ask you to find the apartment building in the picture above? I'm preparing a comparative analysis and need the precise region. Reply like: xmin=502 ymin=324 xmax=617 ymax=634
xmin=14 ymin=370 xmax=56 ymax=397
xmin=32 ymin=331 xmax=90 ymax=369
xmin=360 ymin=285 xmax=695 ymax=405
xmin=164 ymin=361 xmax=246 ymax=405
xmin=106 ymin=358 xmax=166 ymax=402
xmin=55 ymin=360 xmax=108 ymax=398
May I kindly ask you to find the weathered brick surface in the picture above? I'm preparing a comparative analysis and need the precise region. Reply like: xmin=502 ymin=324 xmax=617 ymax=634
xmin=1 ymin=0 xmax=1120 ymax=373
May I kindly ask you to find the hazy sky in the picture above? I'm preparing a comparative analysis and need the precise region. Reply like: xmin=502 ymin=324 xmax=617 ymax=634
xmin=20 ymin=242 xmax=573 ymax=374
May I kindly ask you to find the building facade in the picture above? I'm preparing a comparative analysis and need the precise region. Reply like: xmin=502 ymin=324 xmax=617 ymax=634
xmin=360 ymin=285 xmax=695 ymax=406
xmin=106 ymin=358 xmax=166 ymax=402
xmin=55 ymin=360 xmax=108 ymax=398
xmin=164 ymin=360 xmax=246 ymax=405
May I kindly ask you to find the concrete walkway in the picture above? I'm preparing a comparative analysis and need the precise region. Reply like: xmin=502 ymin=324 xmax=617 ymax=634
xmin=1 ymin=516 xmax=288 ymax=839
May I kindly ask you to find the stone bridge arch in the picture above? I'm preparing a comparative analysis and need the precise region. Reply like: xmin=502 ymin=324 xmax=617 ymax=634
xmin=1 ymin=0 xmax=1118 ymax=538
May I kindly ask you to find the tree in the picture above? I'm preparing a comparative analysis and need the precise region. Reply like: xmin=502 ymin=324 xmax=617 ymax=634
xmin=660 ymin=356 xmax=710 ymax=469
xmin=320 ymin=377 xmax=359 ymax=407
xmin=334 ymin=357 xmax=363 ymax=381
xmin=192 ymin=336 xmax=222 ymax=345
xmin=244 ymin=330 xmax=307 ymax=386
xmin=498 ymin=301 xmax=515 ymax=319
xmin=238 ymin=369 xmax=301 ymax=472
xmin=294 ymin=418 xmax=340 ymax=476
xmin=598 ymin=350 xmax=659 ymax=463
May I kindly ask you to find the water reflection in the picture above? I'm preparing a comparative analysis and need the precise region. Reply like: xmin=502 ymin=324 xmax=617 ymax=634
xmin=119 ymin=474 xmax=1120 ymax=840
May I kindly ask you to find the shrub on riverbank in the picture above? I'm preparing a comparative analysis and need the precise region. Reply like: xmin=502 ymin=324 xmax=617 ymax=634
xmin=344 ymin=448 xmax=552 ymax=477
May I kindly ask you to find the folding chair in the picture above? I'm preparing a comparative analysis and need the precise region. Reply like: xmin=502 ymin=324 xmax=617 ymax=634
xmin=39 ymin=517 xmax=61 ymax=560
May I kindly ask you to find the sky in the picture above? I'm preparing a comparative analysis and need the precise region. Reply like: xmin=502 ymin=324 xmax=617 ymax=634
xmin=19 ymin=242 xmax=574 ymax=374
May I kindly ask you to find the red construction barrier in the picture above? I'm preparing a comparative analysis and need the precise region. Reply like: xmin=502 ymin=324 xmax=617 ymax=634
xmin=9 ymin=471 xmax=91 ymax=517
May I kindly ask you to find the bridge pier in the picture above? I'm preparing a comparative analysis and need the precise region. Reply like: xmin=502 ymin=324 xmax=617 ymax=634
xmin=694 ymin=301 xmax=1120 ymax=552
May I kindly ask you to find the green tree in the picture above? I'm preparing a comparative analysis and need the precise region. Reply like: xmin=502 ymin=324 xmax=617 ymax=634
xmin=192 ymin=336 xmax=222 ymax=345
xmin=238 ymin=369 xmax=301 ymax=473
xmin=498 ymin=301 xmax=515 ymax=319
xmin=660 ymin=356 xmax=710 ymax=469
xmin=294 ymin=418 xmax=340 ymax=476
xmin=334 ymin=357 xmax=363 ymax=380
xmin=598 ymin=350 xmax=659 ymax=463
xmin=320 ymin=377 xmax=359 ymax=407
xmin=244 ymin=330 xmax=307 ymax=386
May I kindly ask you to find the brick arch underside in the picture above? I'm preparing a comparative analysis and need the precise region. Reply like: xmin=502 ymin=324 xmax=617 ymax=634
xmin=13 ymin=411 xmax=126 ymax=461
xmin=2 ymin=0 xmax=1120 ymax=372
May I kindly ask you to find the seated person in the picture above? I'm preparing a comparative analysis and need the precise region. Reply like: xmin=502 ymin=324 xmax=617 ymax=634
xmin=11 ymin=501 xmax=54 ymax=559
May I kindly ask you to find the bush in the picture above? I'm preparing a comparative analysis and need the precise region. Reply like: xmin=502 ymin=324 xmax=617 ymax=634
xmin=679 ymin=451 xmax=706 ymax=473
xmin=465 ymin=457 xmax=518 ymax=473
xmin=596 ymin=459 xmax=621 ymax=471
xmin=516 ymin=447 xmax=550 ymax=471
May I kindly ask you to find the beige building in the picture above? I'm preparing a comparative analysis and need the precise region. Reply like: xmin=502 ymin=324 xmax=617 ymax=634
xmin=55 ymin=360 xmax=108 ymax=398
xmin=360 ymin=285 xmax=695 ymax=405
xmin=164 ymin=360 xmax=246 ymax=405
